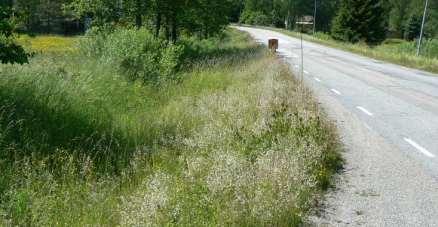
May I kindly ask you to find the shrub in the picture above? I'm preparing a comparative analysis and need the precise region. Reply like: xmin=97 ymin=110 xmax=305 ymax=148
xmin=0 ymin=36 xmax=29 ymax=64
xmin=0 ymin=6 xmax=29 ymax=64
xmin=241 ymin=11 xmax=272 ymax=26
xmin=79 ymin=28 xmax=183 ymax=84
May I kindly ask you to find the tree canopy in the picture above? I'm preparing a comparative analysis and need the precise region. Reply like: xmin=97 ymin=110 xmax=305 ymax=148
xmin=65 ymin=0 xmax=235 ymax=41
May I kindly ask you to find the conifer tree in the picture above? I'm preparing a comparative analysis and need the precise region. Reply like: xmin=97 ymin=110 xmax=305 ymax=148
xmin=331 ymin=0 xmax=388 ymax=45
xmin=404 ymin=14 xmax=422 ymax=40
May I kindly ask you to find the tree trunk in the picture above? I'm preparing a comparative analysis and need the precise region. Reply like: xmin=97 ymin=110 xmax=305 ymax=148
xmin=135 ymin=14 xmax=142 ymax=29
xmin=204 ymin=24 xmax=208 ymax=39
xmin=155 ymin=11 xmax=161 ymax=38
xmin=46 ymin=8 xmax=51 ymax=33
xmin=135 ymin=0 xmax=142 ymax=29
xmin=171 ymin=16 xmax=178 ymax=42
xmin=164 ymin=17 xmax=170 ymax=41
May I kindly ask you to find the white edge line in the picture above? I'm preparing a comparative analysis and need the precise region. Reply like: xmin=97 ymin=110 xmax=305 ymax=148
xmin=330 ymin=89 xmax=341 ymax=95
xmin=356 ymin=106 xmax=374 ymax=116
xmin=404 ymin=138 xmax=435 ymax=158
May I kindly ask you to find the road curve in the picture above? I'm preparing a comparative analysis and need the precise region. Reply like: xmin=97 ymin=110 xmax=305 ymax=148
xmin=235 ymin=26 xmax=438 ymax=226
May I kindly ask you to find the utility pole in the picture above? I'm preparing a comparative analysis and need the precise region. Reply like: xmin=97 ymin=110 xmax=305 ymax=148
xmin=313 ymin=0 xmax=317 ymax=35
xmin=301 ymin=26 xmax=304 ymax=82
xmin=417 ymin=0 xmax=429 ymax=56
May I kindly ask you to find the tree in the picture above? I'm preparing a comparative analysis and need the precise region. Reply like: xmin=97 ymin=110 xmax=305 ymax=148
xmin=67 ymin=0 xmax=123 ymax=26
xmin=188 ymin=0 xmax=234 ymax=38
xmin=67 ymin=0 xmax=234 ymax=41
xmin=404 ymin=13 xmax=422 ymax=40
xmin=389 ymin=0 xmax=412 ymax=38
xmin=316 ymin=0 xmax=340 ymax=32
xmin=229 ymin=0 xmax=244 ymax=22
xmin=13 ymin=0 xmax=68 ymax=33
xmin=331 ymin=0 xmax=388 ymax=45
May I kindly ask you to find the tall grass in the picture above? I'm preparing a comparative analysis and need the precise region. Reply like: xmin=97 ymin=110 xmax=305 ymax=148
xmin=264 ymin=27 xmax=438 ymax=73
xmin=0 ymin=28 xmax=342 ymax=226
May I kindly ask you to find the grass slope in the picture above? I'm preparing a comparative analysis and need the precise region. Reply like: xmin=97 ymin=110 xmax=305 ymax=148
xmin=0 ymin=29 xmax=342 ymax=226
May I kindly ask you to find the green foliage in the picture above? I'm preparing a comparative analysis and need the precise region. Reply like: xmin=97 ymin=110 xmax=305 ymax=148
xmin=331 ymin=0 xmax=388 ymax=45
xmin=0 ymin=6 xmax=29 ymax=64
xmin=240 ymin=0 xmax=339 ymax=32
xmin=0 ymin=7 xmax=13 ymax=37
xmin=241 ymin=10 xmax=271 ymax=26
xmin=67 ymin=0 xmax=235 ymax=41
xmin=66 ymin=0 xmax=123 ymax=26
xmin=13 ymin=0 xmax=73 ymax=34
xmin=388 ymin=0 xmax=411 ymax=38
xmin=0 ymin=37 xmax=29 ymax=64
xmin=78 ymin=27 xmax=260 ymax=85
xmin=80 ymin=28 xmax=183 ymax=84
xmin=404 ymin=14 xmax=422 ymax=40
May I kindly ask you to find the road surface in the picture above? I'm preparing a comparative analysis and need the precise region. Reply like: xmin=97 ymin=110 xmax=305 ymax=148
xmin=235 ymin=26 xmax=438 ymax=226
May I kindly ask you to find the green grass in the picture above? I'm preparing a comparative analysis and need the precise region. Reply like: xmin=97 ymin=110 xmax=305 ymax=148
xmin=257 ymin=26 xmax=438 ymax=74
xmin=0 ymin=29 xmax=342 ymax=226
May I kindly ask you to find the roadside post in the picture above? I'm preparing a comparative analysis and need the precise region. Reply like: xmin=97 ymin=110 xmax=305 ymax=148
xmin=296 ymin=17 xmax=314 ymax=84
xmin=269 ymin=39 xmax=279 ymax=52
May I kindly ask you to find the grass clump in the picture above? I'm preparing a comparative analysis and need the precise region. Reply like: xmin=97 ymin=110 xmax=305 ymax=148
xmin=0 ymin=28 xmax=342 ymax=226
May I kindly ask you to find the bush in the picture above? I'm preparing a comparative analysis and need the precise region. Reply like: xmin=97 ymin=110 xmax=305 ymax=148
xmin=0 ymin=36 xmax=29 ymax=64
xmin=79 ymin=28 xmax=183 ymax=84
xmin=0 ymin=7 xmax=29 ymax=64
xmin=241 ymin=11 xmax=272 ymax=26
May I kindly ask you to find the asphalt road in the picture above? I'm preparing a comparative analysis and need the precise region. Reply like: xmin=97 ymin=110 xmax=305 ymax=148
xmin=235 ymin=26 xmax=438 ymax=226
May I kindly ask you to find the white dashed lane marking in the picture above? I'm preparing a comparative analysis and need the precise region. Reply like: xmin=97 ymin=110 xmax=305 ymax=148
xmin=404 ymin=138 xmax=435 ymax=158
xmin=356 ymin=106 xmax=374 ymax=116
xmin=314 ymin=77 xmax=322 ymax=82
xmin=331 ymin=89 xmax=342 ymax=95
